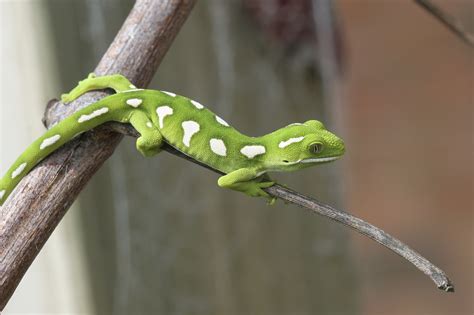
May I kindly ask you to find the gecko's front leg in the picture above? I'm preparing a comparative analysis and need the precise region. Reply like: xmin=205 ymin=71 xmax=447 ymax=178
xmin=218 ymin=168 xmax=275 ymax=203
xmin=129 ymin=111 xmax=163 ymax=157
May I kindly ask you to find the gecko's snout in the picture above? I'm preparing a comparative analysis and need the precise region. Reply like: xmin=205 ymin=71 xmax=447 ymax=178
xmin=337 ymin=137 xmax=345 ymax=155
xmin=324 ymin=133 xmax=345 ymax=157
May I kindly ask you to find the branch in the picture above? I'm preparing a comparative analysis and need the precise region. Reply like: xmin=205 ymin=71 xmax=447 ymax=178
xmin=0 ymin=0 xmax=455 ymax=309
xmin=108 ymin=121 xmax=455 ymax=293
xmin=310 ymin=0 xmax=453 ymax=292
xmin=0 ymin=0 xmax=196 ymax=308
xmin=414 ymin=0 xmax=474 ymax=47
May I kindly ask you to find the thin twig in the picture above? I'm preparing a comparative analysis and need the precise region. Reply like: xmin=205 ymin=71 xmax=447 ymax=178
xmin=415 ymin=0 xmax=474 ymax=47
xmin=109 ymin=121 xmax=455 ymax=292
xmin=310 ymin=0 xmax=453 ymax=291
xmin=0 ymin=1 xmax=455 ymax=309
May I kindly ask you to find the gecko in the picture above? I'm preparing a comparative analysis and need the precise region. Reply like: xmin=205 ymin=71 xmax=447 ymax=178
xmin=0 ymin=74 xmax=345 ymax=206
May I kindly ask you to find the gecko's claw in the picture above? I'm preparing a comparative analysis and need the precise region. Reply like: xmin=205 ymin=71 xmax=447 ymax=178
xmin=266 ymin=196 xmax=277 ymax=205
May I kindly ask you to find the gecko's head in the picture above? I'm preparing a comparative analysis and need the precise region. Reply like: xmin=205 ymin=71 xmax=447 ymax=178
xmin=269 ymin=120 xmax=345 ymax=171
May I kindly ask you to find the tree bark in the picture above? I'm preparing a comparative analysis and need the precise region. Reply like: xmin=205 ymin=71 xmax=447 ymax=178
xmin=0 ymin=0 xmax=454 ymax=310
xmin=0 ymin=0 xmax=196 ymax=308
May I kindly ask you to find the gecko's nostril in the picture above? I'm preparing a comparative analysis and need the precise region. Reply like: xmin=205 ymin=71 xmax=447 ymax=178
xmin=283 ymin=160 xmax=289 ymax=163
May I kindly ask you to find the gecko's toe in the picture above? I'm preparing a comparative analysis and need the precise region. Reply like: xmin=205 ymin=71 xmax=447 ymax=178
xmin=61 ymin=94 xmax=71 ymax=103
xmin=266 ymin=196 xmax=277 ymax=206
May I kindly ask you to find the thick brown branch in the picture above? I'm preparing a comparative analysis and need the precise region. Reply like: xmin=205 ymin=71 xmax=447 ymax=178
xmin=0 ymin=0 xmax=196 ymax=309
xmin=0 ymin=0 xmax=455 ymax=309
xmin=107 ymin=122 xmax=454 ymax=292
xmin=415 ymin=0 xmax=474 ymax=47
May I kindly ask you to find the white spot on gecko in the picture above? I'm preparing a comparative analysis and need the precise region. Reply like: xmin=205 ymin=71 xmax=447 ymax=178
xmin=12 ymin=162 xmax=27 ymax=179
xmin=122 ymin=89 xmax=144 ymax=93
xmin=278 ymin=136 xmax=305 ymax=148
xmin=215 ymin=115 xmax=229 ymax=127
xmin=288 ymin=123 xmax=304 ymax=127
xmin=78 ymin=107 xmax=109 ymax=123
xmin=0 ymin=190 xmax=5 ymax=200
xmin=162 ymin=91 xmax=176 ymax=97
xmin=146 ymin=122 xmax=153 ymax=128
xmin=210 ymin=138 xmax=227 ymax=156
xmin=40 ymin=134 xmax=61 ymax=150
xmin=300 ymin=156 xmax=340 ymax=163
xmin=126 ymin=98 xmax=142 ymax=108
xmin=190 ymin=100 xmax=204 ymax=109
xmin=156 ymin=106 xmax=173 ymax=128
xmin=182 ymin=121 xmax=200 ymax=147
xmin=240 ymin=145 xmax=266 ymax=159
xmin=129 ymin=84 xmax=137 ymax=89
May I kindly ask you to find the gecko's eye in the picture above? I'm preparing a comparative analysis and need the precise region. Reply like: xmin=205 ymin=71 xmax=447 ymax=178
xmin=309 ymin=142 xmax=323 ymax=154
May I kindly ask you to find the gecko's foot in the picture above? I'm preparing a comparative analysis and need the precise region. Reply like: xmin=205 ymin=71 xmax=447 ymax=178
xmin=61 ymin=75 xmax=95 ymax=103
xmin=266 ymin=196 xmax=277 ymax=206
xmin=136 ymin=136 xmax=162 ymax=157
xmin=260 ymin=175 xmax=277 ymax=204
xmin=61 ymin=73 xmax=134 ymax=103
xmin=138 ymin=147 xmax=162 ymax=157
xmin=232 ymin=180 xmax=275 ymax=199
xmin=61 ymin=93 xmax=74 ymax=103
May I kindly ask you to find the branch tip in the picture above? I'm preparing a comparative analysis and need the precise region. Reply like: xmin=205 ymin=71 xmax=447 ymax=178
xmin=414 ymin=0 xmax=474 ymax=47
xmin=102 ymin=121 xmax=455 ymax=292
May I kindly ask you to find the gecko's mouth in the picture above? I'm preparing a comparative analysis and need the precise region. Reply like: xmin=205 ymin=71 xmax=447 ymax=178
xmin=300 ymin=156 xmax=341 ymax=163
xmin=282 ymin=155 xmax=342 ymax=165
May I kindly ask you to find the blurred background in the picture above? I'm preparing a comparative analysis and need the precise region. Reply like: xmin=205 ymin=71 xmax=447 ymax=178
xmin=0 ymin=0 xmax=472 ymax=314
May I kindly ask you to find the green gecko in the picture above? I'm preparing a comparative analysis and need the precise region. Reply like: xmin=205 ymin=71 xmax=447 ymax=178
xmin=0 ymin=74 xmax=345 ymax=206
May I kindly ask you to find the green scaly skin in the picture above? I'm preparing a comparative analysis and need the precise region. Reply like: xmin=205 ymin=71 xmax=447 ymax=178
xmin=0 ymin=74 xmax=345 ymax=206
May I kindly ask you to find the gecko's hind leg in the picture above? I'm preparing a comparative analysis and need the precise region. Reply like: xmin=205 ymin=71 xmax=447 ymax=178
xmin=61 ymin=73 xmax=137 ymax=103
xmin=130 ymin=111 xmax=163 ymax=157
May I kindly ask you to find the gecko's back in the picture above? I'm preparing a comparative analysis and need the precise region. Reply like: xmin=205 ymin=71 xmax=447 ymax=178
xmin=140 ymin=91 xmax=268 ymax=174
xmin=0 ymin=85 xmax=261 ymax=204
xmin=1 ymin=74 xmax=344 ymax=205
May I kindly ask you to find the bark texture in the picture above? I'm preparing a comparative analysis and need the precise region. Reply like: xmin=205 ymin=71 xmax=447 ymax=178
xmin=0 ymin=0 xmax=196 ymax=308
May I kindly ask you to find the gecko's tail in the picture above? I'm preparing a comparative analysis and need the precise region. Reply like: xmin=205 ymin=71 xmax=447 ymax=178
xmin=0 ymin=97 xmax=121 ymax=206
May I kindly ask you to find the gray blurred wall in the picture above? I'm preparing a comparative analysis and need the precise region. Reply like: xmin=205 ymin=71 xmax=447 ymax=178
xmin=3 ymin=0 xmax=359 ymax=314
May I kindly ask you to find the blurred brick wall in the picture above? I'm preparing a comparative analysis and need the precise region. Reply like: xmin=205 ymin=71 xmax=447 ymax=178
xmin=338 ymin=1 xmax=473 ymax=314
